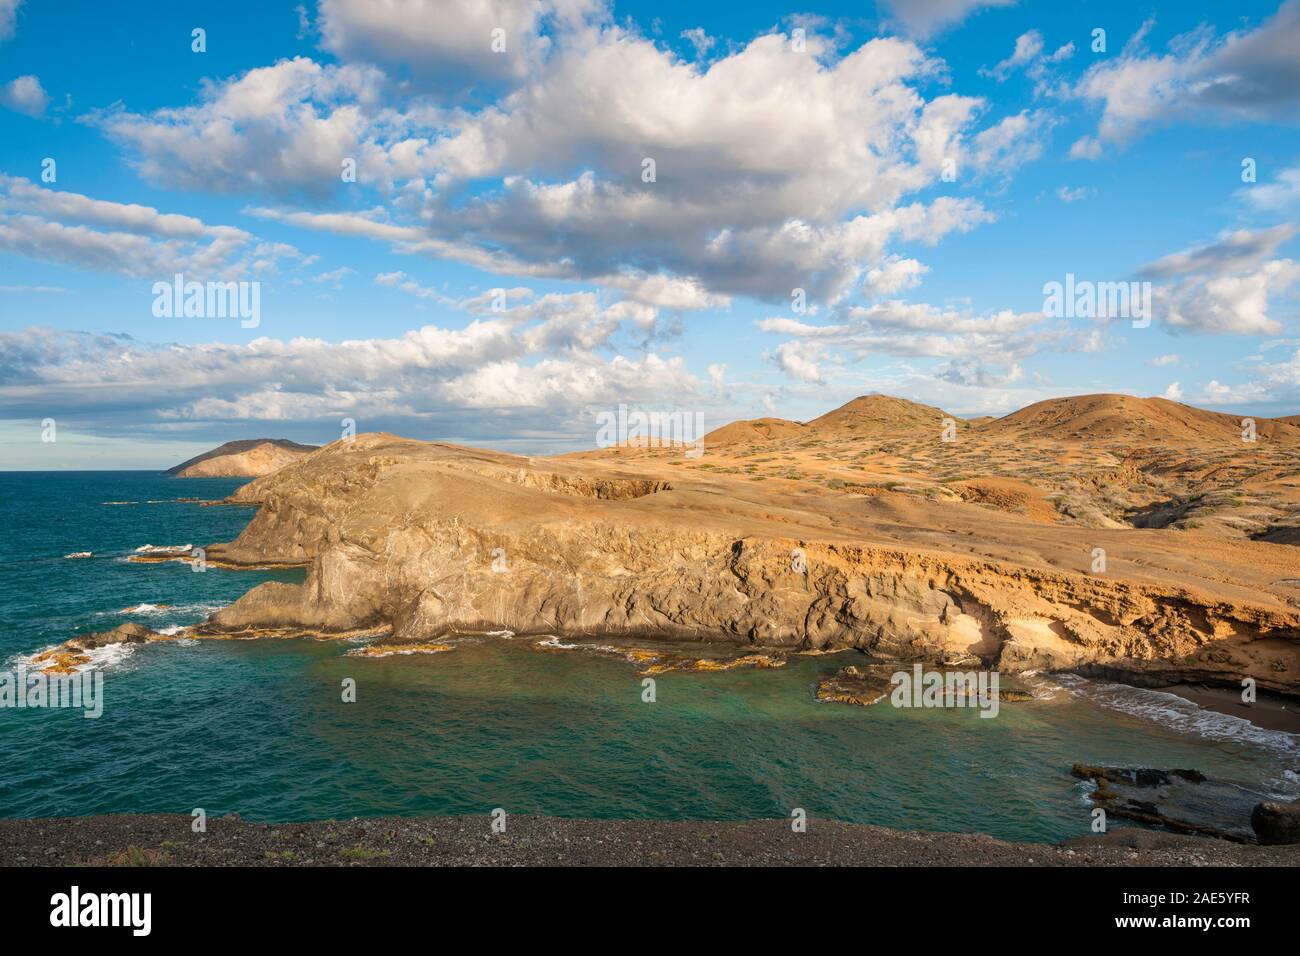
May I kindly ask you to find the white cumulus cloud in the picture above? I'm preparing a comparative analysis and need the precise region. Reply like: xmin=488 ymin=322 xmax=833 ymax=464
xmin=0 ymin=74 xmax=47 ymax=116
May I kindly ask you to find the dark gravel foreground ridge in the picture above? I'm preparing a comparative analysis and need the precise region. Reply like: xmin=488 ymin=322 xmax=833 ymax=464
xmin=2 ymin=814 xmax=1298 ymax=867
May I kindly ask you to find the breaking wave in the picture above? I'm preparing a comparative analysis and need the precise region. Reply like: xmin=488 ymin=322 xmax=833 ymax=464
xmin=132 ymin=543 xmax=192 ymax=555
xmin=8 ymin=641 xmax=137 ymax=674
xmin=1056 ymin=673 xmax=1300 ymax=775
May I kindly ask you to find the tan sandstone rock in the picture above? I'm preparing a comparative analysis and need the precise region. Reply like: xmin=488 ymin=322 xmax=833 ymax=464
xmin=185 ymin=429 xmax=1299 ymax=695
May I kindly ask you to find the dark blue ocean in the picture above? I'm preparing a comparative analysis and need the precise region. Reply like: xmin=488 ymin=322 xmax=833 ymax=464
xmin=0 ymin=471 xmax=1296 ymax=841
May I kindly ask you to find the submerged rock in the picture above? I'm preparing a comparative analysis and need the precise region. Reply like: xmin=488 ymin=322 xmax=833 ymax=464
xmin=633 ymin=650 xmax=786 ymax=675
xmin=528 ymin=635 xmax=788 ymax=675
xmin=816 ymin=663 xmax=1036 ymax=707
xmin=28 ymin=650 xmax=92 ymax=675
xmin=816 ymin=666 xmax=895 ymax=706
xmin=997 ymin=688 xmax=1036 ymax=702
xmin=347 ymin=641 xmax=455 ymax=658
xmin=1072 ymin=764 xmax=1265 ymax=843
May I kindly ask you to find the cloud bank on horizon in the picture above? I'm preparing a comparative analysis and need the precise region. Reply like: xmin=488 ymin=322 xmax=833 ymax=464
xmin=0 ymin=0 xmax=1298 ymax=466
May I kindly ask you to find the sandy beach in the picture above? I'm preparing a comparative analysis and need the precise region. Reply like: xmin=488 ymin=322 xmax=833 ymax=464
xmin=1161 ymin=685 xmax=1300 ymax=734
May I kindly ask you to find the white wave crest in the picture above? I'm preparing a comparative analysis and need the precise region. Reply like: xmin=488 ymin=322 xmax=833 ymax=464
xmin=132 ymin=543 xmax=192 ymax=555
xmin=1058 ymin=674 xmax=1300 ymax=765
xmin=9 ymin=640 xmax=137 ymax=674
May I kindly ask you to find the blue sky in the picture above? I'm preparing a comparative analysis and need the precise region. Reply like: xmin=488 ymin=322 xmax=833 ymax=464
xmin=1 ymin=0 xmax=1299 ymax=468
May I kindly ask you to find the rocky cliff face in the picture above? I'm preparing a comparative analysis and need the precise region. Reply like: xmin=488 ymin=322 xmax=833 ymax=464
xmin=196 ymin=434 xmax=1300 ymax=695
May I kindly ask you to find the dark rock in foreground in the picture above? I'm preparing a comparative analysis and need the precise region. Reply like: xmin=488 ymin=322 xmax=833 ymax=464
xmin=1252 ymin=800 xmax=1300 ymax=845
xmin=1072 ymin=764 xmax=1274 ymax=843
xmin=2 ymin=813 xmax=1298 ymax=867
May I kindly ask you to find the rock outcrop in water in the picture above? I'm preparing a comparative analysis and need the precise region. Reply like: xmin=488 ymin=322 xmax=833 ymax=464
xmin=815 ymin=664 xmax=1035 ymax=706
xmin=1072 ymin=763 xmax=1286 ymax=844
xmin=188 ymin=428 xmax=1300 ymax=695
xmin=30 ymin=622 xmax=164 ymax=673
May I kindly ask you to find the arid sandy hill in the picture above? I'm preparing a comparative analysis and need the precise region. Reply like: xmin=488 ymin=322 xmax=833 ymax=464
xmin=191 ymin=393 xmax=1300 ymax=696
xmin=167 ymin=439 xmax=319 ymax=478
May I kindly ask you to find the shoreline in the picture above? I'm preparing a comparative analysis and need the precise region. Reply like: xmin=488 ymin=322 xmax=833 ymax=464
xmin=1158 ymin=683 xmax=1300 ymax=734
xmin=2 ymin=813 xmax=1297 ymax=867
xmin=185 ymin=433 xmax=1300 ymax=700
xmin=23 ymin=616 xmax=1300 ymax=747
xmin=32 ymin=613 xmax=1300 ymax=742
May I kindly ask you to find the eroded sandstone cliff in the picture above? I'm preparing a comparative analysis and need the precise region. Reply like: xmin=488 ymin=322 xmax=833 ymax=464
xmin=196 ymin=433 xmax=1300 ymax=695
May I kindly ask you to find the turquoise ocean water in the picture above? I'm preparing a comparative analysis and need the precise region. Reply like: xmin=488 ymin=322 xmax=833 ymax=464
xmin=0 ymin=471 xmax=1296 ymax=843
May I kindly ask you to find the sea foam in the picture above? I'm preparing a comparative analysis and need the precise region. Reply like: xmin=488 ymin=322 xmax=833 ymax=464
xmin=1057 ymin=674 xmax=1300 ymax=773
